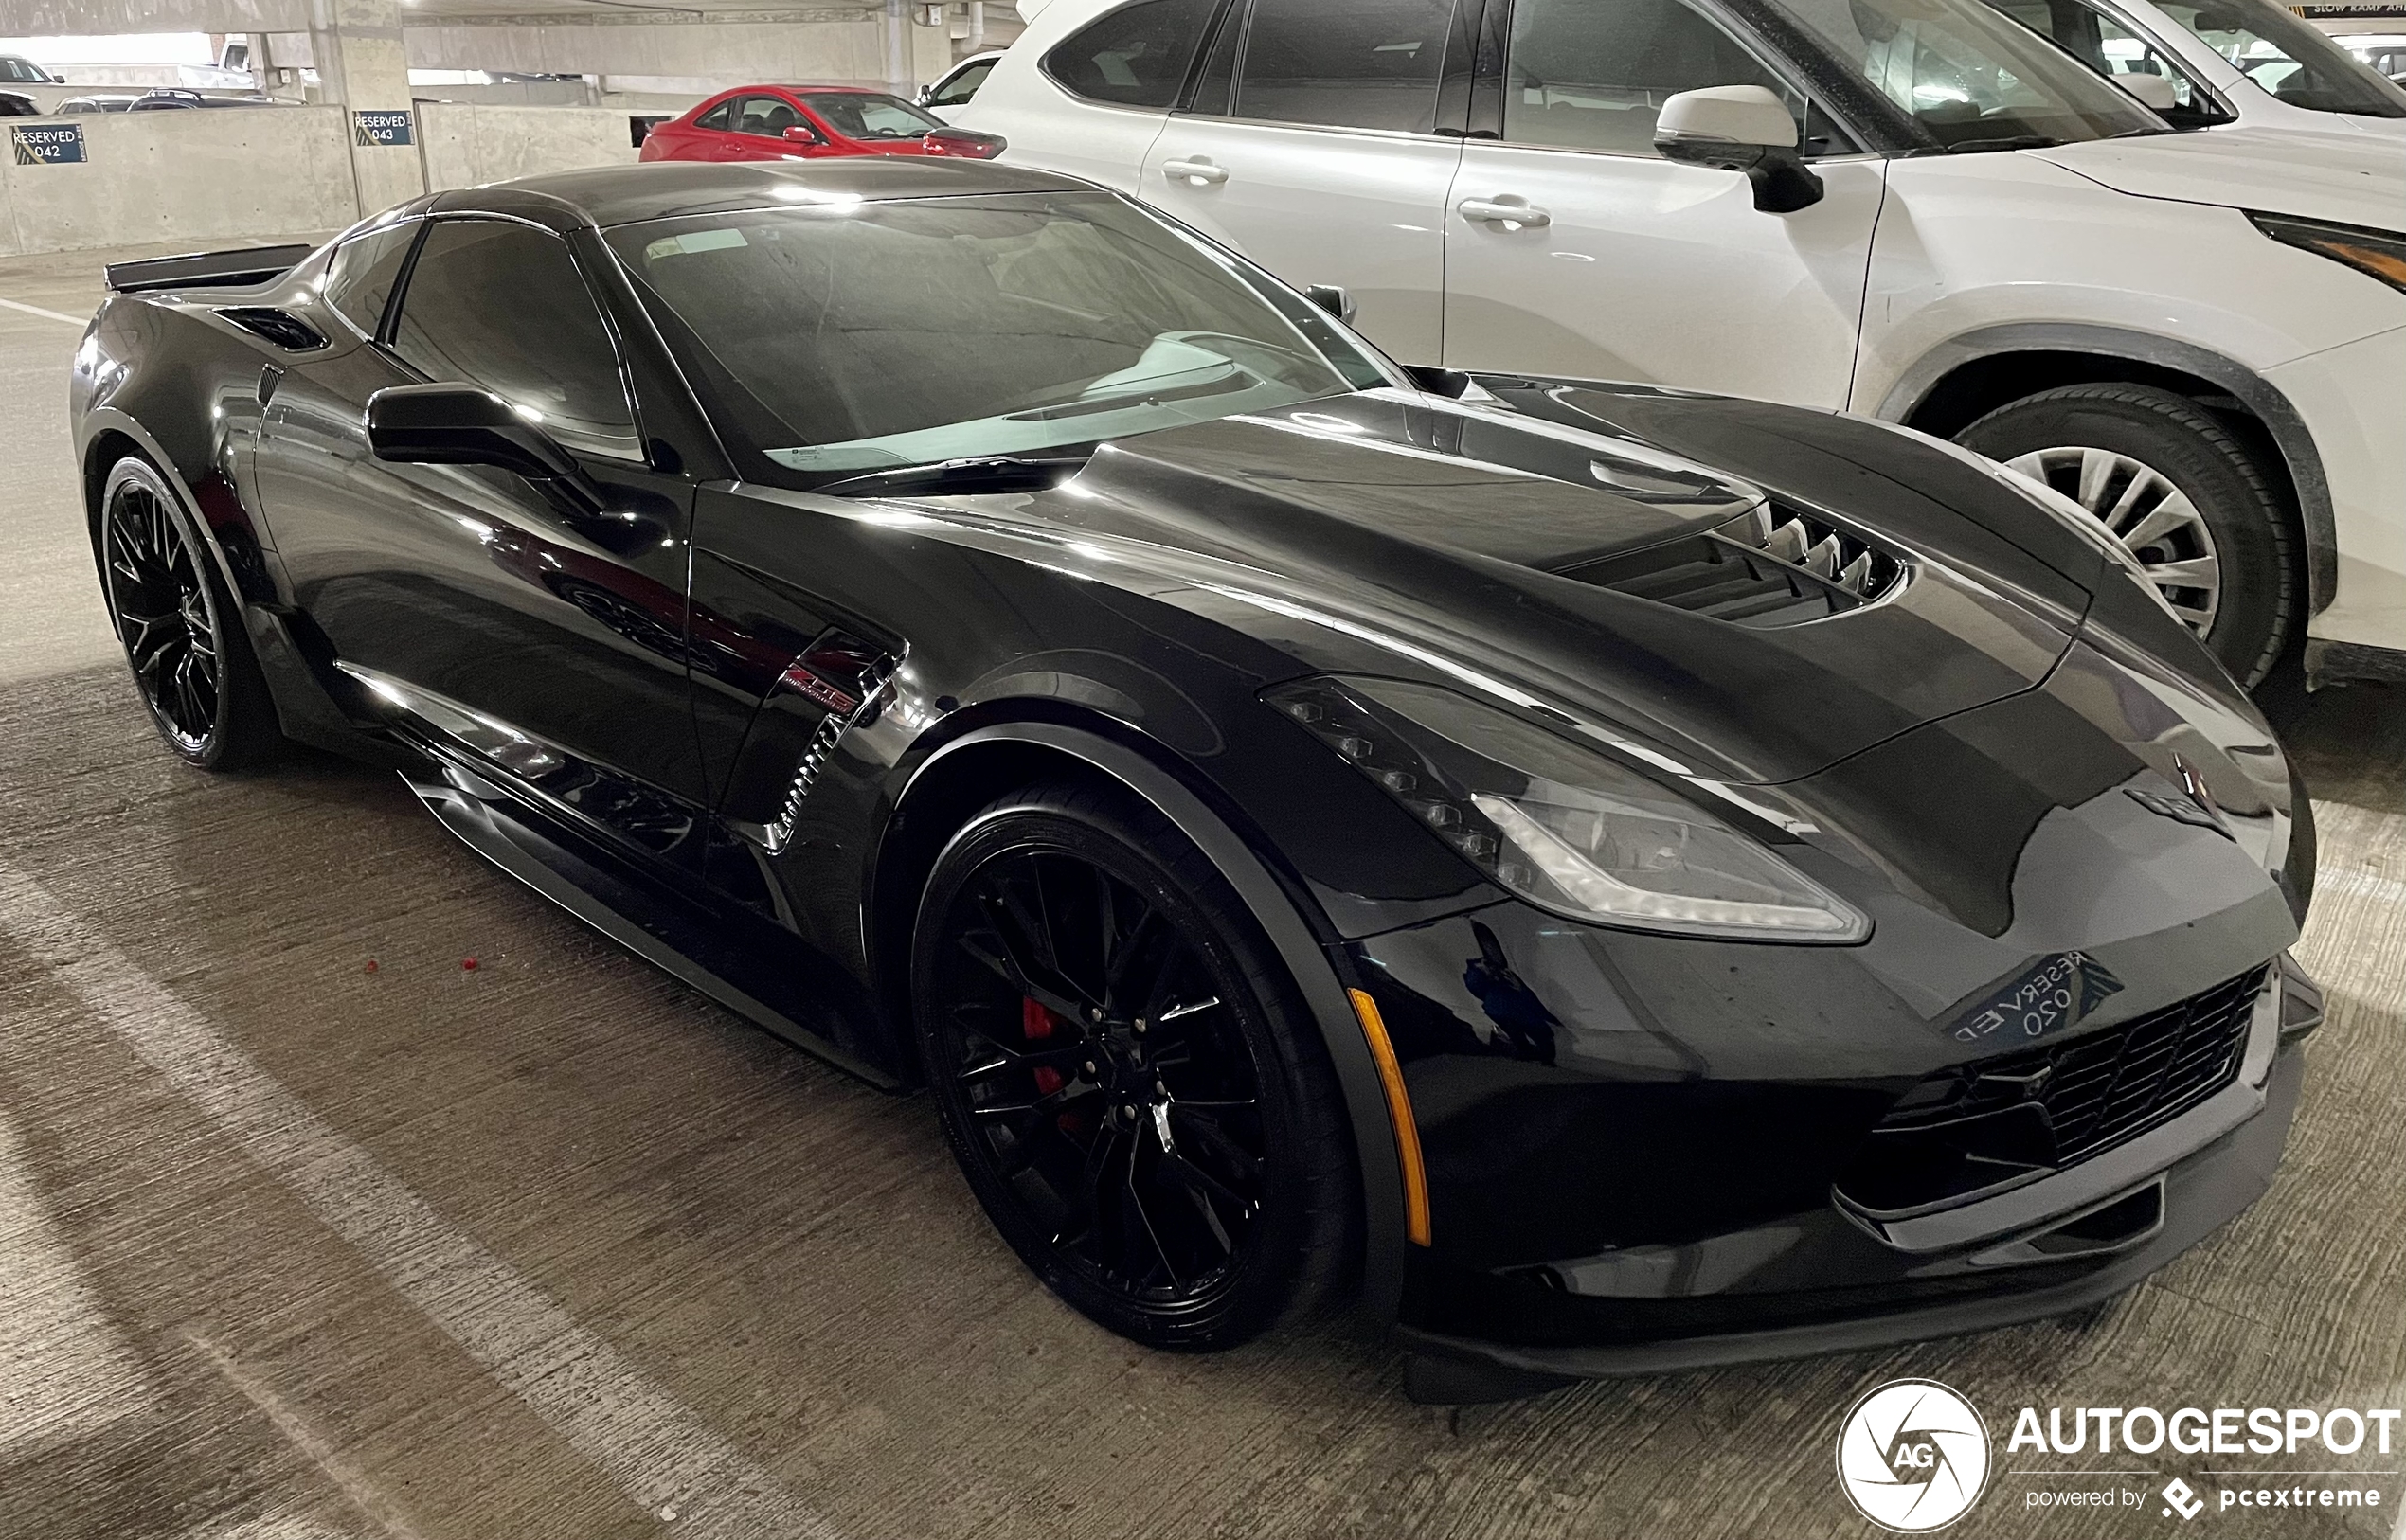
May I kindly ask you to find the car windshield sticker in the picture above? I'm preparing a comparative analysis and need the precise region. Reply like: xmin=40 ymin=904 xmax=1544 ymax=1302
xmin=1947 ymin=952 xmax=2125 ymax=1045
xmin=11 ymin=122 xmax=83 ymax=164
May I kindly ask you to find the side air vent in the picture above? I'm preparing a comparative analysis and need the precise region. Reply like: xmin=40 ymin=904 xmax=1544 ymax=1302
xmin=1560 ymin=501 xmax=1906 ymax=628
xmin=216 ymin=307 xmax=327 ymax=351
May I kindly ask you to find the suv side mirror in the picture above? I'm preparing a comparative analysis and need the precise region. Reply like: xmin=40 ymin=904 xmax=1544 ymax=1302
xmin=1653 ymin=85 xmax=1825 ymax=214
xmin=2116 ymin=71 xmax=2179 ymax=110
xmin=367 ymin=384 xmax=604 ymax=515
xmin=1305 ymin=284 xmax=1357 ymax=324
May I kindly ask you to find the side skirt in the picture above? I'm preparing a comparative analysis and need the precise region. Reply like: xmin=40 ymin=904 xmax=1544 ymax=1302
xmin=405 ymin=756 xmax=903 ymax=1090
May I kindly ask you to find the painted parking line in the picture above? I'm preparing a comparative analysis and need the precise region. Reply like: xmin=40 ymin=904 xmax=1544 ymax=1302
xmin=186 ymin=1330 xmax=431 ymax=1540
xmin=0 ymin=863 xmax=839 ymax=1540
xmin=0 ymin=295 xmax=87 ymax=327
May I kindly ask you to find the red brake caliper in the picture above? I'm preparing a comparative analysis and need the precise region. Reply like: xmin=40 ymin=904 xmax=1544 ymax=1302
xmin=1023 ymin=995 xmax=1079 ymax=1132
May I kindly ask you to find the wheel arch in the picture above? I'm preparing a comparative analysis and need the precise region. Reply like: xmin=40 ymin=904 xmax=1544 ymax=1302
xmin=1875 ymin=324 xmax=2333 ymax=616
xmin=79 ymin=409 xmax=235 ymax=591
xmin=869 ymin=715 xmax=1412 ymax=1323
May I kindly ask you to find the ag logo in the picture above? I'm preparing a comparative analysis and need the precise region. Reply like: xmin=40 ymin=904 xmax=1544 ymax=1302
xmin=1837 ymin=1379 xmax=1991 ymax=1531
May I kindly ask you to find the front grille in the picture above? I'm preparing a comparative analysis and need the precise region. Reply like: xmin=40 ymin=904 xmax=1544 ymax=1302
xmin=1560 ymin=501 xmax=1905 ymax=627
xmin=1838 ymin=964 xmax=2268 ymax=1216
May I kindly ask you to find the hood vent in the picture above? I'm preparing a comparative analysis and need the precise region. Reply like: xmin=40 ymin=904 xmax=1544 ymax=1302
xmin=1558 ymin=500 xmax=1906 ymax=627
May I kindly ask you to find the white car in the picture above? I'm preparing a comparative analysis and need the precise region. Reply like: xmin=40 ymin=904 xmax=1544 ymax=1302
xmin=921 ymin=49 xmax=1008 ymax=121
xmin=1983 ymin=0 xmax=2406 ymax=137
xmin=964 ymin=0 xmax=2406 ymax=689
xmin=2333 ymin=32 xmax=2406 ymax=85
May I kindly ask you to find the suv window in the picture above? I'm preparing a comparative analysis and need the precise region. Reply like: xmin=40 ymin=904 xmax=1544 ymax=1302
xmin=929 ymin=57 xmax=996 ymax=107
xmin=1984 ymin=0 xmax=2232 ymax=125
xmin=324 ymin=219 xmax=420 ymax=338
xmin=1043 ymin=0 xmax=1220 ymax=107
xmin=1214 ymin=0 xmax=1457 ymax=133
xmin=1501 ymin=0 xmax=1803 ymax=155
xmin=695 ymin=99 xmax=735 ymax=130
xmin=388 ymin=220 xmax=637 ymax=457
xmin=0 ymin=56 xmax=48 ymax=83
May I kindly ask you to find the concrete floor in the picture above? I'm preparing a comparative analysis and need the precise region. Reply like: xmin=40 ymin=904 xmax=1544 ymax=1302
xmin=4 ymin=242 xmax=2404 ymax=1540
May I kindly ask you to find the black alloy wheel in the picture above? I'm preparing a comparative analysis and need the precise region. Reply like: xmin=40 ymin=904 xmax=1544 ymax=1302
xmin=98 ymin=456 xmax=278 ymax=768
xmin=913 ymin=779 xmax=1356 ymax=1351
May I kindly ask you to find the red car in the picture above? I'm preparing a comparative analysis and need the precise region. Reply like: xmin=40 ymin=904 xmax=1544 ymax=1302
xmin=640 ymin=85 xmax=960 ymax=164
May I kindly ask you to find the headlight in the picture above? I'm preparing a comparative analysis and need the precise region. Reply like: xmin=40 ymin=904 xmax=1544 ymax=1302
xmin=1266 ymin=676 xmax=1870 ymax=942
xmin=2251 ymin=212 xmax=2406 ymax=296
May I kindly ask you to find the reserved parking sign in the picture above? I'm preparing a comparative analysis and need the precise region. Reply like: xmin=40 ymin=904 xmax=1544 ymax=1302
xmin=11 ymin=123 xmax=86 ymax=165
xmin=353 ymin=110 xmax=413 ymax=147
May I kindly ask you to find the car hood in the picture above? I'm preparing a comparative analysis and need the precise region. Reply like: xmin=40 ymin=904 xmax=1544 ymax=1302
xmin=2034 ymin=126 xmax=2406 ymax=228
xmin=908 ymin=386 xmax=2117 ymax=785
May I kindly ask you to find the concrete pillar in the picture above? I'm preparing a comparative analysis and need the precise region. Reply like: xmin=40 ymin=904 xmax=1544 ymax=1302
xmin=968 ymin=2 xmax=986 ymax=52
xmin=309 ymin=0 xmax=424 ymax=218
xmin=882 ymin=0 xmax=909 ymax=96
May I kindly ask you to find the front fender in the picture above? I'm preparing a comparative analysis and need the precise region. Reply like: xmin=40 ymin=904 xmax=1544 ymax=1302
xmin=1866 ymin=320 xmax=2338 ymax=618
xmin=890 ymin=719 xmax=1418 ymax=1324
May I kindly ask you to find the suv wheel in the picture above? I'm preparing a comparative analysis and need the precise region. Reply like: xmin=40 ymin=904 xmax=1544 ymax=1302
xmin=1957 ymin=384 xmax=2297 ymax=688
xmin=910 ymin=777 xmax=1358 ymax=1352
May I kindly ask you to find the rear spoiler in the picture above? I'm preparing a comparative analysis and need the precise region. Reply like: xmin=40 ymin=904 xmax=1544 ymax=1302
xmin=103 ymin=242 xmax=315 ymax=295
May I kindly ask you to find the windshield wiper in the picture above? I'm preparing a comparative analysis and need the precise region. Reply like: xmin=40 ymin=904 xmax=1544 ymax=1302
xmin=1936 ymin=134 xmax=2060 ymax=153
xmin=813 ymin=455 xmax=1090 ymax=499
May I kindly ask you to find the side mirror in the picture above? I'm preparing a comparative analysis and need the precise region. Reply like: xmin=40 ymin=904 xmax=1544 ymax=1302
xmin=923 ymin=126 xmax=1007 ymax=158
xmin=367 ymin=384 xmax=604 ymax=516
xmin=781 ymin=124 xmax=821 ymax=144
xmin=2117 ymin=71 xmax=2180 ymax=110
xmin=1653 ymin=85 xmax=1825 ymax=214
xmin=1304 ymin=284 xmax=1357 ymax=324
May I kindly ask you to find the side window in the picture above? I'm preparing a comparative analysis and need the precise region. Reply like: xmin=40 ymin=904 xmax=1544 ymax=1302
xmin=323 ymin=218 xmax=419 ymax=339
xmin=1042 ymin=0 xmax=1220 ymax=107
xmin=1216 ymin=0 xmax=1458 ymax=133
xmin=1501 ymin=0 xmax=1803 ymax=156
xmin=1984 ymin=0 xmax=2231 ymax=123
xmin=2089 ymin=10 xmax=2229 ymax=121
xmin=387 ymin=220 xmax=637 ymax=457
xmin=736 ymin=95 xmax=803 ymax=135
xmin=930 ymin=57 xmax=996 ymax=107
xmin=695 ymin=98 xmax=735 ymax=130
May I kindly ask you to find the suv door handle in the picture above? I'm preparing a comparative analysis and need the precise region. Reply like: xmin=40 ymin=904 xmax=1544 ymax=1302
xmin=1162 ymin=157 xmax=1230 ymax=186
xmin=1459 ymin=197 xmax=1551 ymax=229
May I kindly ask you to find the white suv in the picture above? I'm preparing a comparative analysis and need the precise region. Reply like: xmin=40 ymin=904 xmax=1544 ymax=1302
xmin=1981 ymin=0 xmax=2406 ymax=140
xmin=964 ymin=0 xmax=2406 ymax=689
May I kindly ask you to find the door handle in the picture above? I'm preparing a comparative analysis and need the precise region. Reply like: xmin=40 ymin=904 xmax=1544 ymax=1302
xmin=1162 ymin=157 xmax=1230 ymax=186
xmin=1459 ymin=197 xmax=1551 ymax=229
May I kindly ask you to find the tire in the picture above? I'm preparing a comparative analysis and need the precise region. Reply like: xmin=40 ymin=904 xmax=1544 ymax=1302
xmin=96 ymin=454 xmax=282 ymax=770
xmin=1957 ymin=384 xmax=2298 ymax=689
xmin=910 ymin=776 xmax=1358 ymax=1352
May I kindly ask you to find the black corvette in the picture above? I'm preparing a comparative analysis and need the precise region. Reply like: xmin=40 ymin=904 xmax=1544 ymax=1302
xmin=72 ymin=159 xmax=2321 ymax=1400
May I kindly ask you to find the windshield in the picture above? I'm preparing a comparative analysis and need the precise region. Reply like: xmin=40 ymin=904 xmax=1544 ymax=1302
xmin=2156 ymin=0 xmax=2406 ymax=116
xmin=1755 ymin=0 xmax=2167 ymax=147
xmin=610 ymin=191 xmax=1390 ymax=481
xmin=797 ymin=91 xmax=945 ymax=139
